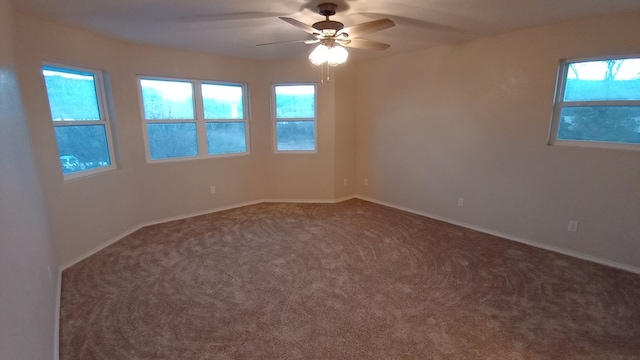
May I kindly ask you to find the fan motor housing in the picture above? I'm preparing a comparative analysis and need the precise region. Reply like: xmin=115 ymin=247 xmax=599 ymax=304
xmin=318 ymin=3 xmax=337 ymax=17
xmin=313 ymin=20 xmax=344 ymax=33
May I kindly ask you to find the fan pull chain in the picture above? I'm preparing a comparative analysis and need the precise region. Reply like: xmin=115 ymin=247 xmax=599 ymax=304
xmin=320 ymin=63 xmax=331 ymax=84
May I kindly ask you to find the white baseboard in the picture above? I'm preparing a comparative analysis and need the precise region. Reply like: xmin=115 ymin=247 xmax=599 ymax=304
xmin=59 ymin=197 xmax=357 ymax=271
xmin=54 ymin=267 xmax=61 ymax=360
xmin=59 ymin=194 xmax=640 ymax=275
xmin=262 ymin=196 xmax=356 ymax=204
xmin=59 ymin=199 xmax=264 ymax=271
xmin=138 ymin=200 xmax=266 ymax=229
xmin=355 ymin=196 xmax=640 ymax=275
xmin=54 ymin=194 xmax=639 ymax=360
xmin=55 ymin=198 xmax=267 ymax=360
xmin=333 ymin=195 xmax=358 ymax=203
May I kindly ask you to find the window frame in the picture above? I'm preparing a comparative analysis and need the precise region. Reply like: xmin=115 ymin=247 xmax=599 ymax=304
xmin=137 ymin=75 xmax=251 ymax=163
xmin=272 ymin=83 xmax=318 ymax=154
xmin=548 ymin=55 xmax=640 ymax=151
xmin=42 ymin=62 xmax=117 ymax=180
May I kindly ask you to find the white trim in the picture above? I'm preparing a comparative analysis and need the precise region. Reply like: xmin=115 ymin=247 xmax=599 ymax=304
xmin=54 ymin=193 xmax=638 ymax=359
xmin=59 ymin=196 xmax=356 ymax=271
xmin=62 ymin=162 xmax=116 ymax=182
xmin=59 ymin=224 xmax=144 ymax=271
xmin=551 ymin=139 xmax=640 ymax=151
xmin=138 ymin=76 xmax=251 ymax=163
xmin=548 ymin=55 xmax=640 ymax=150
xmin=58 ymin=194 xmax=638 ymax=275
xmin=54 ymin=267 xmax=62 ymax=360
xmin=60 ymin=199 xmax=262 ymax=271
xmin=42 ymin=62 xmax=118 ymax=180
xmin=333 ymin=195 xmax=357 ymax=203
xmin=262 ymin=196 xmax=355 ymax=204
xmin=355 ymin=196 xmax=640 ymax=275
xmin=272 ymin=83 xmax=318 ymax=154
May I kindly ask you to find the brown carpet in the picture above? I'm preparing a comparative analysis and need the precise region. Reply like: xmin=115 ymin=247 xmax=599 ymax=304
xmin=60 ymin=199 xmax=640 ymax=359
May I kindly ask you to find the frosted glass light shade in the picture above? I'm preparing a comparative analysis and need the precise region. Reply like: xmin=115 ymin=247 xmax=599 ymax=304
xmin=309 ymin=44 xmax=349 ymax=66
xmin=327 ymin=45 xmax=348 ymax=67
xmin=308 ymin=45 xmax=329 ymax=66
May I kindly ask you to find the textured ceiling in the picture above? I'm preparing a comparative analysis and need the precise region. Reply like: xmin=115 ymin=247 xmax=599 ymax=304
xmin=12 ymin=0 xmax=640 ymax=62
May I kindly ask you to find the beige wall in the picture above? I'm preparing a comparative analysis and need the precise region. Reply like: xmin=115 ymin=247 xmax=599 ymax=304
xmin=355 ymin=13 xmax=640 ymax=269
xmin=260 ymin=59 xmax=336 ymax=200
xmin=3 ymin=9 xmax=640 ymax=358
xmin=334 ymin=63 xmax=358 ymax=199
xmin=16 ymin=14 xmax=148 ymax=267
xmin=15 ymin=13 xmax=346 ymax=266
xmin=9 ymin=10 xmax=640 ymax=282
xmin=0 ymin=1 xmax=57 ymax=359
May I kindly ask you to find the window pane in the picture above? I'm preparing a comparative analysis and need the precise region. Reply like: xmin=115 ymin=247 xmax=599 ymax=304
xmin=147 ymin=123 xmax=198 ymax=160
xmin=276 ymin=121 xmax=315 ymax=151
xmin=206 ymin=122 xmax=247 ymax=155
xmin=557 ymin=106 xmax=640 ymax=144
xmin=54 ymin=125 xmax=111 ymax=174
xmin=275 ymin=85 xmax=315 ymax=118
xmin=140 ymin=79 xmax=195 ymax=120
xmin=43 ymin=66 xmax=100 ymax=121
xmin=202 ymin=84 xmax=244 ymax=119
xmin=564 ymin=58 xmax=640 ymax=101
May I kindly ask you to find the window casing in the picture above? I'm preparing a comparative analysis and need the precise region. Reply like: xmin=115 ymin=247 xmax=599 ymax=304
xmin=549 ymin=56 xmax=640 ymax=150
xmin=138 ymin=76 xmax=250 ymax=161
xmin=42 ymin=64 xmax=116 ymax=179
xmin=272 ymin=84 xmax=317 ymax=153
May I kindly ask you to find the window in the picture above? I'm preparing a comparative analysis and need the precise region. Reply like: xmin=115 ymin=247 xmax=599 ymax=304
xmin=42 ymin=64 xmax=116 ymax=178
xmin=549 ymin=56 xmax=640 ymax=149
xmin=273 ymin=84 xmax=316 ymax=152
xmin=138 ymin=77 xmax=249 ymax=161
xmin=202 ymin=83 xmax=247 ymax=155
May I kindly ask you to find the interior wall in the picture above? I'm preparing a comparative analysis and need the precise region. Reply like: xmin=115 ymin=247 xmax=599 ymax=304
xmin=356 ymin=13 xmax=640 ymax=270
xmin=334 ymin=63 xmax=358 ymax=199
xmin=15 ymin=13 xmax=349 ymax=266
xmin=15 ymin=6 xmax=638 ymax=286
xmin=0 ymin=1 xmax=57 ymax=359
xmin=115 ymin=42 xmax=268 ymax=223
xmin=261 ymin=59 xmax=337 ymax=200
xmin=15 ymin=14 xmax=148 ymax=267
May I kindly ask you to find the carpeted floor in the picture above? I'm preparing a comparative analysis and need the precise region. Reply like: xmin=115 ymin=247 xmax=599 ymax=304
xmin=60 ymin=199 xmax=640 ymax=359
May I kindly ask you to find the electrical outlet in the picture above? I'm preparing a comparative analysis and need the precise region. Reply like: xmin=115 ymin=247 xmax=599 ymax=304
xmin=568 ymin=220 xmax=578 ymax=232
xmin=457 ymin=198 xmax=464 ymax=207
xmin=364 ymin=178 xmax=369 ymax=186
xmin=210 ymin=186 xmax=216 ymax=194
xmin=343 ymin=178 xmax=348 ymax=186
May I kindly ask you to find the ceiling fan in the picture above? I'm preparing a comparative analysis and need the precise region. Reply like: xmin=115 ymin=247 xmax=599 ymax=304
xmin=258 ymin=3 xmax=395 ymax=66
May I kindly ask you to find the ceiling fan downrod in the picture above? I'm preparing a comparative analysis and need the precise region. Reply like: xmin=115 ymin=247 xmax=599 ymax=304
xmin=313 ymin=3 xmax=343 ymax=36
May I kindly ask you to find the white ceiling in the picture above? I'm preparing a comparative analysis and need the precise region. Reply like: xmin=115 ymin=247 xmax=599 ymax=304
xmin=12 ymin=0 xmax=640 ymax=62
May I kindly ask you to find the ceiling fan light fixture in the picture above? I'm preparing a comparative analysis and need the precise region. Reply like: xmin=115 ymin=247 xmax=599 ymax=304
xmin=308 ymin=44 xmax=329 ymax=66
xmin=309 ymin=43 xmax=348 ymax=67
xmin=270 ymin=3 xmax=395 ymax=69
xmin=327 ymin=45 xmax=348 ymax=66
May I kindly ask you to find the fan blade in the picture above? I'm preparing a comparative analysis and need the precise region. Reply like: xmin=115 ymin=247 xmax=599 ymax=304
xmin=176 ymin=12 xmax=285 ymax=23
xmin=338 ymin=18 xmax=395 ymax=38
xmin=257 ymin=39 xmax=319 ymax=46
xmin=337 ymin=38 xmax=390 ymax=51
xmin=357 ymin=13 xmax=471 ymax=34
xmin=279 ymin=17 xmax=320 ymax=35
